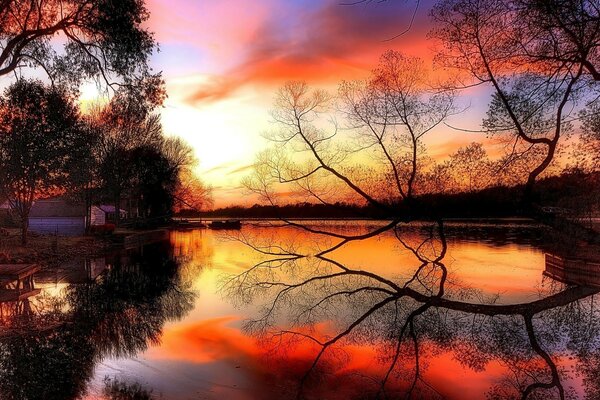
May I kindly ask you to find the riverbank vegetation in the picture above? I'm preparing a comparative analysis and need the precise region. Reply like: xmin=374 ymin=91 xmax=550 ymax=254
xmin=195 ymin=169 xmax=599 ymax=222
xmin=0 ymin=78 xmax=211 ymax=244
xmin=0 ymin=0 xmax=212 ymax=245
xmin=0 ymin=228 xmax=105 ymax=268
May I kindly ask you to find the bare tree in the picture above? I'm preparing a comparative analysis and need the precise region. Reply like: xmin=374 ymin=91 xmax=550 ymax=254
xmin=578 ymin=103 xmax=600 ymax=171
xmin=174 ymin=169 xmax=213 ymax=212
xmin=421 ymin=159 xmax=457 ymax=194
xmin=431 ymin=0 xmax=598 ymax=203
xmin=245 ymin=51 xmax=454 ymax=219
xmin=160 ymin=136 xmax=213 ymax=212
xmin=339 ymin=50 xmax=456 ymax=202
xmin=449 ymin=142 xmax=492 ymax=192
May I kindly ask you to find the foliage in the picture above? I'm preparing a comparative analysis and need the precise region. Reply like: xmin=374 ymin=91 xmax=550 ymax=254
xmin=83 ymin=95 xmax=211 ymax=226
xmin=0 ymin=79 xmax=86 ymax=243
xmin=0 ymin=0 xmax=165 ymax=102
xmin=103 ymin=377 xmax=154 ymax=400
xmin=0 ymin=243 xmax=194 ymax=399
xmin=431 ymin=0 xmax=597 ymax=200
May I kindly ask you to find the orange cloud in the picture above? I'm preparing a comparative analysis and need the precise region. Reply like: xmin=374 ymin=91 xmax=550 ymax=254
xmin=185 ymin=0 xmax=435 ymax=105
xmin=144 ymin=315 xmax=532 ymax=399
xmin=185 ymin=77 xmax=243 ymax=104
xmin=147 ymin=316 xmax=258 ymax=363
xmin=145 ymin=317 xmax=395 ymax=398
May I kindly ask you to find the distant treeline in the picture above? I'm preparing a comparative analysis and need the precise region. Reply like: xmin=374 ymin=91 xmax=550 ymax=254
xmin=177 ymin=170 xmax=599 ymax=220
xmin=192 ymin=203 xmax=374 ymax=219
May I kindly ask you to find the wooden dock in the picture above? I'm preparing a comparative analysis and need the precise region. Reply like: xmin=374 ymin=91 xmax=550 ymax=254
xmin=544 ymin=254 xmax=600 ymax=287
xmin=0 ymin=264 xmax=40 ymax=299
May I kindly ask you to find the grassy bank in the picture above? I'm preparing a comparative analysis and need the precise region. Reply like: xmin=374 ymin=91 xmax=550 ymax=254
xmin=0 ymin=228 xmax=107 ymax=268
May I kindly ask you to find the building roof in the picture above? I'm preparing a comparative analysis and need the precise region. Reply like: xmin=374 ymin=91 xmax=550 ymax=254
xmin=29 ymin=198 xmax=86 ymax=218
xmin=98 ymin=205 xmax=127 ymax=214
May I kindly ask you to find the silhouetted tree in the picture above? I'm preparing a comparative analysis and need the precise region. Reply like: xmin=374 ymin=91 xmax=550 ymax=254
xmin=103 ymin=377 xmax=155 ymax=400
xmin=245 ymin=51 xmax=454 ymax=219
xmin=421 ymin=160 xmax=457 ymax=194
xmin=174 ymin=169 xmax=214 ymax=212
xmin=0 ymin=242 xmax=195 ymax=400
xmin=449 ymin=142 xmax=492 ymax=192
xmin=431 ymin=0 xmax=597 ymax=203
xmin=339 ymin=50 xmax=455 ymax=202
xmin=91 ymin=97 xmax=209 ymax=225
xmin=224 ymin=222 xmax=600 ymax=399
xmin=129 ymin=145 xmax=177 ymax=220
xmin=64 ymin=113 xmax=104 ymax=230
xmin=578 ymin=103 xmax=600 ymax=171
xmin=0 ymin=79 xmax=85 ymax=244
xmin=163 ymin=137 xmax=213 ymax=212
xmin=0 ymin=0 xmax=164 ymax=101
xmin=95 ymin=94 xmax=163 ymax=226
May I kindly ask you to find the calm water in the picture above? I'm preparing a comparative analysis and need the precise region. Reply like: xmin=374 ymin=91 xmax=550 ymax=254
xmin=1 ymin=222 xmax=599 ymax=400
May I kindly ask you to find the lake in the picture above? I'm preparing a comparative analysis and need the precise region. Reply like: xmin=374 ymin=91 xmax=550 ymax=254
xmin=1 ymin=221 xmax=598 ymax=400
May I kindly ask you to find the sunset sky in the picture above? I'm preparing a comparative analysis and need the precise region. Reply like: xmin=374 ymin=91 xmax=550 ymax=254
xmin=144 ymin=0 xmax=490 ymax=206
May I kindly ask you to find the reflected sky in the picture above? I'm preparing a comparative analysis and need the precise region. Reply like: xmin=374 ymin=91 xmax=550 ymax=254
xmin=0 ymin=223 xmax=597 ymax=400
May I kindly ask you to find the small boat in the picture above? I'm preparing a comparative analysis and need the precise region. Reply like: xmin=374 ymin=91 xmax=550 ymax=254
xmin=209 ymin=220 xmax=242 ymax=230
xmin=174 ymin=220 xmax=207 ymax=229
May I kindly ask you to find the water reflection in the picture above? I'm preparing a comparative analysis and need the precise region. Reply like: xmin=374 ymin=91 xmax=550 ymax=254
xmin=0 ymin=241 xmax=195 ymax=400
xmin=222 ymin=222 xmax=600 ymax=400
xmin=0 ymin=224 xmax=597 ymax=399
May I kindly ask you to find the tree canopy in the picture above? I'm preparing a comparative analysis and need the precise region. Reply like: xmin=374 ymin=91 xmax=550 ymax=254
xmin=431 ymin=0 xmax=600 ymax=201
xmin=0 ymin=79 xmax=86 ymax=243
xmin=0 ymin=0 xmax=164 ymax=104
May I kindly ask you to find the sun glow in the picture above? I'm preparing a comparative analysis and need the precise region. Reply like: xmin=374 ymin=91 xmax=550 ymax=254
xmin=77 ymin=81 xmax=110 ymax=114
xmin=160 ymin=76 xmax=276 ymax=204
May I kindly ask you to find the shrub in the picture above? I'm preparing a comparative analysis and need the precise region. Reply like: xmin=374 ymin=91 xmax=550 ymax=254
xmin=90 ymin=223 xmax=116 ymax=235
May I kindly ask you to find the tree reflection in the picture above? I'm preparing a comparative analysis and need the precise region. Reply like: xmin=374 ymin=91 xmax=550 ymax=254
xmin=223 ymin=222 xmax=600 ymax=400
xmin=103 ymin=377 xmax=154 ymax=400
xmin=0 ymin=242 xmax=195 ymax=400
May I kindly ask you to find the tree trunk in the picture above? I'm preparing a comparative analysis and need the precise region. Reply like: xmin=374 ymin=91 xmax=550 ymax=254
xmin=127 ymin=197 xmax=132 ymax=222
xmin=85 ymin=189 xmax=92 ymax=232
xmin=523 ymin=142 xmax=557 ymax=211
xmin=20 ymin=212 xmax=28 ymax=245
xmin=114 ymin=192 xmax=120 ymax=227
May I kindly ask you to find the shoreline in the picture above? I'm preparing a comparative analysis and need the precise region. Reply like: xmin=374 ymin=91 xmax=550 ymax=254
xmin=0 ymin=228 xmax=108 ymax=268
xmin=176 ymin=216 xmax=539 ymax=223
xmin=0 ymin=216 xmax=594 ymax=268
xmin=0 ymin=227 xmax=175 ymax=269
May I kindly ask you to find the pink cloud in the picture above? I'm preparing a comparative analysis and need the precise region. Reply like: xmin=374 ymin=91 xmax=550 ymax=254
xmin=180 ymin=0 xmax=435 ymax=104
xmin=147 ymin=0 xmax=277 ymax=72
